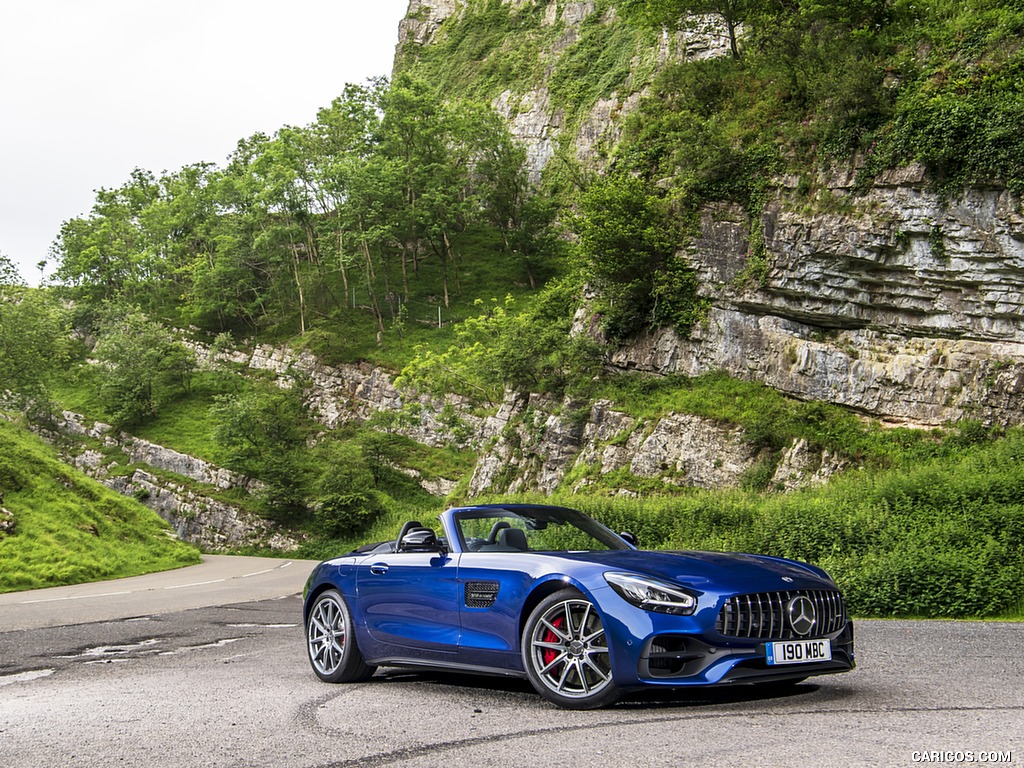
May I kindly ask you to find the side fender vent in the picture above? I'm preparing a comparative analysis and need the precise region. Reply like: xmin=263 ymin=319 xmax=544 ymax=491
xmin=465 ymin=581 xmax=500 ymax=609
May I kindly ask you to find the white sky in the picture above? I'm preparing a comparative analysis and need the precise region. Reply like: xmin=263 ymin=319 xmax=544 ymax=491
xmin=0 ymin=0 xmax=410 ymax=285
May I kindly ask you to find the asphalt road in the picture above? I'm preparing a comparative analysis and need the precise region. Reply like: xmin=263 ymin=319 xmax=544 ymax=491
xmin=1 ymin=559 xmax=1022 ymax=768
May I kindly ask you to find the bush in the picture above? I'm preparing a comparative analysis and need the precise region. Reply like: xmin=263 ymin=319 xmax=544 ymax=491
xmin=311 ymin=442 xmax=384 ymax=537
xmin=573 ymin=174 xmax=705 ymax=340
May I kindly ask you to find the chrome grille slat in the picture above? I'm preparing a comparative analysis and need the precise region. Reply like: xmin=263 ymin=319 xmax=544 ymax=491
xmin=715 ymin=589 xmax=847 ymax=640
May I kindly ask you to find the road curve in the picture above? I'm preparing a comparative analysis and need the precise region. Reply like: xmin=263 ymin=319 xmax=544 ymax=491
xmin=0 ymin=555 xmax=320 ymax=631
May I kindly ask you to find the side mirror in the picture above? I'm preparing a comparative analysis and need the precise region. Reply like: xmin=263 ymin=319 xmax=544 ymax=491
xmin=398 ymin=527 xmax=447 ymax=554
xmin=619 ymin=531 xmax=639 ymax=547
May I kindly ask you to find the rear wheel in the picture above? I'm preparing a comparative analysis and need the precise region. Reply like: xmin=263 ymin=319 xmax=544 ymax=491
xmin=306 ymin=590 xmax=375 ymax=683
xmin=522 ymin=589 xmax=619 ymax=709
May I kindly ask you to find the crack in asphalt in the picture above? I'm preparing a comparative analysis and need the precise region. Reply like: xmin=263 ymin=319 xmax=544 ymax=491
xmin=308 ymin=702 xmax=1024 ymax=768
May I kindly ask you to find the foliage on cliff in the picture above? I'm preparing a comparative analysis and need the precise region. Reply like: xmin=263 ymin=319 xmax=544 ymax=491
xmin=392 ymin=0 xmax=1024 ymax=344
xmin=0 ymin=256 xmax=73 ymax=419
xmin=606 ymin=0 xmax=1024 ymax=226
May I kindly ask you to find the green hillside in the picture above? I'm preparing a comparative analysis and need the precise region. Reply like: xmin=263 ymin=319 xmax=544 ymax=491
xmin=0 ymin=418 xmax=200 ymax=593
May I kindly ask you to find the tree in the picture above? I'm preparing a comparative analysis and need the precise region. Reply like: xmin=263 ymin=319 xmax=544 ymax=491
xmin=92 ymin=307 xmax=195 ymax=428
xmin=142 ymin=162 xmax=221 ymax=314
xmin=308 ymin=82 xmax=389 ymax=311
xmin=618 ymin=0 xmax=765 ymax=60
xmin=209 ymin=387 xmax=312 ymax=521
xmin=310 ymin=441 xmax=382 ymax=537
xmin=0 ymin=252 xmax=22 ymax=286
xmin=380 ymin=74 xmax=482 ymax=310
xmin=52 ymin=169 xmax=160 ymax=304
xmin=573 ymin=173 xmax=705 ymax=340
xmin=0 ymin=255 xmax=71 ymax=419
xmin=397 ymin=283 xmax=602 ymax=405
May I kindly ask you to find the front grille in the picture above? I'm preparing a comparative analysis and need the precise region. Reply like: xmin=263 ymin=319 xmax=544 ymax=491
xmin=716 ymin=589 xmax=847 ymax=639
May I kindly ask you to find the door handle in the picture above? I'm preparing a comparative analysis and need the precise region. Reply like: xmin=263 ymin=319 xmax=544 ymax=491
xmin=369 ymin=564 xmax=389 ymax=576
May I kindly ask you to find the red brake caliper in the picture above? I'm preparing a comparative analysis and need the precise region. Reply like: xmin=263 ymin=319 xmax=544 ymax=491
xmin=542 ymin=616 xmax=565 ymax=667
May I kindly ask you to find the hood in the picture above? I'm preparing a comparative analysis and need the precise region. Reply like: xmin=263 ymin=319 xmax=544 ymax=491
xmin=556 ymin=549 xmax=836 ymax=595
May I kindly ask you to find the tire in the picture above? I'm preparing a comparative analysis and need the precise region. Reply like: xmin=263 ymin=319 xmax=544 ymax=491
xmin=522 ymin=589 xmax=620 ymax=710
xmin=306 ymin=589 xmax=375 ymax=684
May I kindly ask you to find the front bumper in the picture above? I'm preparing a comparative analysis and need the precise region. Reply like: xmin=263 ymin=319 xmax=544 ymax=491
xmin=636 ymin=621 xmax=855 ymax=685
xmin=595 ymin=585 xmax=856 ymax=689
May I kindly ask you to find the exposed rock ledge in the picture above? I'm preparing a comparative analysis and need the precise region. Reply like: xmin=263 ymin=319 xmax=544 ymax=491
xmin=191 ymin=343 xmax=844 ymax=497
xmin=190 ymin=343 xmax=487 ymax=449
xmin=41 ymin=412 xmax=296 ymax=552
xmin=468 ymin=393 xmax=846 ymax=497
xmin=608 ymin=310 xmax=1024 ymax=428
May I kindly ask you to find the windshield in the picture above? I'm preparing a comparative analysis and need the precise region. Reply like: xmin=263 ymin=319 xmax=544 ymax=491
xmin=453 ymin=505 xmax=630 ymax=553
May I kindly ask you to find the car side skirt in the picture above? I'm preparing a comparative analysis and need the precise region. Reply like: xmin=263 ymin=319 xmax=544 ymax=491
xmin=366 ymin=657 xmax=529 ymax=679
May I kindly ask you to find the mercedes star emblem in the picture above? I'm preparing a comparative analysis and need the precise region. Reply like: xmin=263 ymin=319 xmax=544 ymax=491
xmin=787 ymin=596 xmax=817 ymax=636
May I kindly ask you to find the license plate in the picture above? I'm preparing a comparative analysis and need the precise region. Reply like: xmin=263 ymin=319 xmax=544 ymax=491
xmin=766 ymin=639 xmax=832 ymax=665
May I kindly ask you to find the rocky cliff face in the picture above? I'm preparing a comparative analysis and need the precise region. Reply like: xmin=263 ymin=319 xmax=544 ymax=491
xmin=401 ymin=0 xmax=1024 ymax=430
xmin=191 ymin=344 xmax=846 ymax=497
xmin=466 ymin=392 xmax=845 ymax=497
xmin=189 ymin=343 xmax=486 ymax=449
xmin=399 ymin=0 xmax=733 ymax=180
xmin=607 ymin=167 xmax=1024 ymax=428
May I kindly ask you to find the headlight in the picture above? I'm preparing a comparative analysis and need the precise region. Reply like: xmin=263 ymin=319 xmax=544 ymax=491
xmin=604 ymin=572 xmax=697 ymax=615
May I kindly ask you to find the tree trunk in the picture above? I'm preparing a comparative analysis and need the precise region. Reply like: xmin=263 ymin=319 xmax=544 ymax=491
xmin=338 ymin=230 xmax=350 ymax=308
xmin=727 ymin=17 xmax=741 ymax=61
xmin=360 ymin=239 xmax=385 ymax=341
xmin=290 ymin=242 xmax=307 ymax=335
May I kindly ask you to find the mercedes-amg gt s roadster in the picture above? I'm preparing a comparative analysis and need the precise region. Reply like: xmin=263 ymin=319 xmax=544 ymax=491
xmin=303 ymin=504 xmax=854 ymax=709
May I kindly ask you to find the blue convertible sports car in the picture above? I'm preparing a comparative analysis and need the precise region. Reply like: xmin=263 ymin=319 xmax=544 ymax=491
xmin=303 ymin=504 xmax=854 ymax=709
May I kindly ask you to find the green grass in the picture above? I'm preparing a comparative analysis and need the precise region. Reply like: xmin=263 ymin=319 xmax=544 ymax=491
xmin=0 ymin=418 xmax=200 ymax=593
xmin=299 ymin=224 xmax=560 ymax=372
xmin=51 ymin=365 xmax=273 ymax=466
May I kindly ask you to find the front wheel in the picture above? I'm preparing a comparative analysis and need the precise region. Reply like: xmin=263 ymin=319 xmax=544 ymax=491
xmin=522 ymin=589 xmax=620 ymax=709
xmin=306 ymin=590 xmax=375 ymax=683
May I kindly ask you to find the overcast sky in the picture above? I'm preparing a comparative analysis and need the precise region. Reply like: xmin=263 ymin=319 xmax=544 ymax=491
xmin=0 ymin=0 xmax=410 ymax=285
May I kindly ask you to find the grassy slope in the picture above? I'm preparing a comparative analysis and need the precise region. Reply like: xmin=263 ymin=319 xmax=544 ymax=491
xmin=0 ymin=418 xmax=200 ymax=593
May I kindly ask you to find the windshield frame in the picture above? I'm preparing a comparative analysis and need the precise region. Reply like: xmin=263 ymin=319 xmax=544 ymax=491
xmin=445 ymin=504 xmax=633 ymax=554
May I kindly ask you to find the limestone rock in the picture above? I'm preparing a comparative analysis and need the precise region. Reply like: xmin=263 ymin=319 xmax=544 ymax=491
xmin=771 ymin=439 xmax=849 ymax=492
xmin=468 ymin=392 xmax=837 ymax=496
xmin=628 ymin=414 xmax=754 ymax=489
xmin=109 ymin=470 xmax=298 ymax=551
xmin=609 ymin=175 xmax=1024 ymax=429
xmin=398 ymin=0 xmax=460 ymax=47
